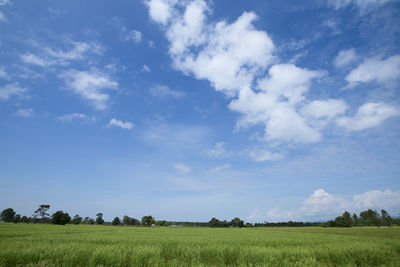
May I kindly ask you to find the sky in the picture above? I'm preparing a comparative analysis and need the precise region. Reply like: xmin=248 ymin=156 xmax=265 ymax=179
xmin=0 ymin=0 xmax=400 ymax=222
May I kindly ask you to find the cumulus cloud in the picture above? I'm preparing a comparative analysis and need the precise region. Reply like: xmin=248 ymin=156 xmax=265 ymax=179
xmin=0 ymin=66 xmax=8 ymax=79
xmin=334 ymin=49 xmax=358 ymax=68
xmin=249 ymin=149 xmax=281 ymax=162
xmin=107 ymin=118 xmax=134 ymax=130
xmin=346 ymin=55 xmax=400 ymax=87
xmin=0 ymin=83 xmax=27 ymax=101
xmin=336 ymin=102 xmax=399 ymax=131
xmin=247 ymin=188 xmax=400 ymax=222
xmin=149 ymin=84 xmax=185 ymax=98
xmin=60 ymin=69 xmax=118 ymax=110
xmin=125 ymin=30 xmax=142 ymax=43
xmin=15 ymin=108 xmax=34 ymax=118
xmin=173 ymin=163 xmax=191 ymax=174
xmin=146 ymin=0 xmax=397 ymax=145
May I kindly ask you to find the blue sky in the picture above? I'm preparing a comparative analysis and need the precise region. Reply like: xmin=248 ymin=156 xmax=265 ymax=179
xmin=1 ymin=0 xmax=400 ymax=222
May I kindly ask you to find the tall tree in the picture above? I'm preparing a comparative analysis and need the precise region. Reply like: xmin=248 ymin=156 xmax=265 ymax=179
xmin=96 ymin=213 xmax=104 ymax=225
xmin=34 ymin=204 xmax=50 ymax=223
xmin=381 ymin=209 xmax=393 ymax=226
xmin=352 ymin=213 xmax=359 ymax=227
xmin=112 ymin=217 xmax=121 ymax=225
xmin=1 ymin=208 xmax=16 ymax=222
xmin=72 ymin=215 xmax=82 ymax=225
xmin=230 ymin=217 xmax=244 ymax=228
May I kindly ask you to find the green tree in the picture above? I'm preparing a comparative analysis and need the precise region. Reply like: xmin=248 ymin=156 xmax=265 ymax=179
xmin=360 ymin=209 xmax=380 ymax=226
xmin=1 ymin=208 xmax=16 ymax=222
xmin=112 ymin=217 xmax=121 ymax=225
xmin=34 ymin=204 xmax=50 ymax=223
xmin=13 ymin=214 xmax=21 ymax=223
xmin=342 ymin=211 xmax=353 ymax=227
xmin=51 ymin=211 xmax=71 ymax=225
xmin=209 ymin=217 xmax=221 ymax=227
xmin=381 ymin=209 xmax=393 ymax=226
xmin=21 ymin=215 xmax=29 ymax=223
xmin=352 ymin=213 xmax=359 ymax=226
xmin=141 ymin=215 xmax=155 ymax=226
xmin=230 ymin=217 xmax=244 ymax=228
xmin=96 ymin=213 xmax=104 ymax=225
xmin=72 ymin=215 xmax=82 ymax=225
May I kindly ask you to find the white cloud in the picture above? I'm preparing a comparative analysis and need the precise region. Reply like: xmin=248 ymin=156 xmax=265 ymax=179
xmin=57 ymin=113 xmax=91 ymax=122
xmin=353 ymin=190 xmax=400 ymax=211
xmin=149 ymin=84 xmax=185 ymax=98
xmin=0 ymin=10 xmax=6 ymax=22
xmin=141 ymin=64 xmax=151 ymax=72
xmin=249 ymin=149 xmax=281 ymax=162
xmin=21 ymin=40 xmax=102 ymax=67
xmin=0 ymin=83 xmax=27 ymax=101
xmin=146 ymin=0 xmax=176 ymax=25
xmin=125 ymin=30 xmax=142 ymax=43
xmin=328 ymin=0 xmax=390 ymax=12
xmin=334 ymin=49 xmax=358 ymax=68
xmin=0 ymin=66 xmax=8 ymax=79
xmin=300 ymin=189 xmax=346 ymax=216
xmin=60 ymin=69 xmax=118 ymax=110
xmin=346 ymin=55 xmax=400 ymax=86
xmin=301 ymin=99 xmax=348 ymax=119
xmin=0 ymin=0 xmax=12 ymax=6
xmin=15 ymin=108 xmax=34 ymax=118
xmin=211 ymin=163 xmax=231 ymax=172
xmin=173 ymin=163 xmax=191 ymax=174
xmin=204 ymin=142 xmax=230 ymax=158
xmin=336 ymin=102 xmax=399 ymax=131
xmin=107 ymin=118 xmax=134 ymax=130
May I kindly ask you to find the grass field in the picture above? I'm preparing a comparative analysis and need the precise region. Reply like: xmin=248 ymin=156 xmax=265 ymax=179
xmin=1 ymin=223 xmax=400 ymax=266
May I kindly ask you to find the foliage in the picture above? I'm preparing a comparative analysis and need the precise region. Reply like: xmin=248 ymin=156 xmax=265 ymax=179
xmin=1 ymin=208 xmax=16 ymax=222
xmin=51 ymin=211 xmax=71 ymax=225
xmin=72 ymin=215 xmax=82 ymax=225
xmin=141 ymin=215 xmax=155 ymax=226
xmin=112 ymin=217 xmax=121 ymax=225
xmin=95 ymin=213 xmax=104 ymax=225
xmin=123 ymin=215 xmax=140 ymax=226
xmin=34 ymin=204 xmax=50 ymax=223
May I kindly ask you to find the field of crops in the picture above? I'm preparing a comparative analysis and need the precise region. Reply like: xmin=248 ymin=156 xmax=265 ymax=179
xmin=1 ymin=223 xmax=399 ymax=266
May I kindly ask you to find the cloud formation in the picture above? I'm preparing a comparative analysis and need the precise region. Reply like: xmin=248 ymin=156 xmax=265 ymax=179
xmin=146 ymin=0 xmax=399 ymax=145
xmin=107 ymin=118 xmax=134 ymax=130
xmin=15 ymin=108 xmax=34 ymax=118
xmin=0 ymin=83 xmax=27 ymax=101
xmin=173 ymin=163 xmax=192 ymax=174
xmin=149 ymin=84 xmax=185 ymax=98
xmin=60 ymin=69 xmax=118 ymax=110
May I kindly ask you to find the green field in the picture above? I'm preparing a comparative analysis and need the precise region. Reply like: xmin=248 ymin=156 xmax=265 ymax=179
xmin=1 ymin=224 xmax=400 ymax=266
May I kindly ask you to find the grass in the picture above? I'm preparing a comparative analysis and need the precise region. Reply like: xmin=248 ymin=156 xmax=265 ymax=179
xmin=0 ymin=223 xmax=400 ymax=266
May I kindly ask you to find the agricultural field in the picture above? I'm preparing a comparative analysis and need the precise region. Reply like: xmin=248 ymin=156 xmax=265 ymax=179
xmin=0 ymin=223 xmax=399 ymax=266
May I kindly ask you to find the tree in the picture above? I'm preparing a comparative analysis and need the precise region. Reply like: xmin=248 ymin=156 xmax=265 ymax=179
xmin=21 ymin=216 xmax=30 ymax=223
xmin=112 ymin=217 xmax=121 ymax=225
xmin=141 ymin=215 xmax=155 ymax=226
xmin=209 ymin=218 xmax=221 ymax=227
xmin=72 ymin=215 xmax=82 ymax=225
xmin=342 ymin=211 xmax=353 ymax=227
xmin=360 ymin=209 xmax=380 ymax=226
xmin=13 ymin=214 xmax=21 ymax=223
xmin=34 ymin=204 xmax=50 ymax=223
xmin=230 ymin=217 xmax=244 ymax=228
xmin=51 ymin=211 xmax=71 ymax=225
xmin=96 ymin=213 xmax=104 ymax=225
xmin=381 ymin=209 xmax=393 ymax=226
xmin=352 ymin=213 xmax=359 ymax=226
xmin=1 ymin=208 xmax=16 ymax=222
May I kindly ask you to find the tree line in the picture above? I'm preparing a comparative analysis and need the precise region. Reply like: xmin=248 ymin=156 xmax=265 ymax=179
xmin=1 ymin=205 xmax=399 ymax=227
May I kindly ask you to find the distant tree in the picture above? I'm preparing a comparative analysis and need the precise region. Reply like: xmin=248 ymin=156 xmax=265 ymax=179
xmin=141 ymin=215 xmax=155 ymax=226
xmin=88 ymin=218 xmax=95 ymax=225
xmin=112 ymin=217 xmax=121 ymax=225
xmin=96 ymin=213 xmax=104 ymax=225
xmin=1 ymin=208 xmax=16 ymax=222
xmin=230 ymin=217 xmax=244 ymax=228
xmin=245 ymin=222 xmax=253 ymax=227
xmin=342 ymin=211 xmax=353 ymax=227
xmin=360 ymin=209 xmax=380 ymax=226
xmin=34 ymin=205 xmax=50 ymax=223
xmin=13 ymin=214 xmax=21 ymax=223
xmin=21 ymin=216 xmax=29 ymax=223
xmin=72 ymin=215 xmax=82 ymax=225
xmin=209 ymin=218 xmax=221 ymax=227
xmin=352 ymin=213 xmax=359 ymax=226
xmin=83 ymin=217 xmax=90 ymax=224
xmin=381 ymin=209 xmax=393 ymax=226
xmin=51 ymin=211 xmax=71 ymax=225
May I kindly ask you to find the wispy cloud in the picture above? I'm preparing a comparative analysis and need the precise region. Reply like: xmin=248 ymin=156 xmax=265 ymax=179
xmin=141 ymin=64 xmax=151 ymax=72
xmin=106 ymin=118 xmax=134 ymax=130
xmin=59 ymin=69 xmax=118 ymax=110
xmin=15 ymin=108 xmax=34 ymax=118
xmin=173 ymin=163 xmax=192 ymax=174
xmin=57 ymin=113 xmax=95 ymax=122
xmin=211 ymin=163 xmax=231 ymax=172
xmin=0 ymin=83 xmax=27 ymax=101
xmin=112 ymin=17 xmax=143 ymax=43
xmin=149 ymin=84 xmax=185 ymax=98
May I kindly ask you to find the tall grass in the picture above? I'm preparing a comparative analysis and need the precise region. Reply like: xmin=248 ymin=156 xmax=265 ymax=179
xmin=0 ymin=223 xmax=399 ymax=266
